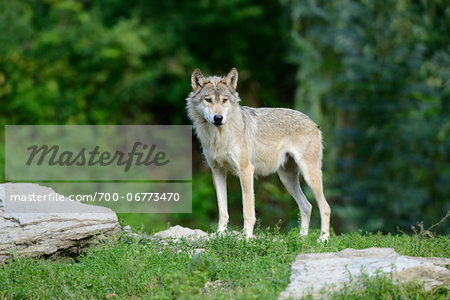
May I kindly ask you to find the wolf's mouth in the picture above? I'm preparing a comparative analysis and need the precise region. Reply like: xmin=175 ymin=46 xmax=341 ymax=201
xmin=214 ymin=122 xmax=223 ymax=127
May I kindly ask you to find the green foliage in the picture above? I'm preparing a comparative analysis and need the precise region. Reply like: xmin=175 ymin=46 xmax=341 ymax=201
xmin=288 ymin=0 xmax=450 ymax=233
xmin=0 ymin=0 xmax=293 ymax=126
xmin=0 ymin=229 xmax=448 ymax=299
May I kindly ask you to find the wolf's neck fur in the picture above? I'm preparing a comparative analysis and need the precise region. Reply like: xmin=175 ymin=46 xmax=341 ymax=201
xmin=188 ymin=103 xmax=244 ymax=153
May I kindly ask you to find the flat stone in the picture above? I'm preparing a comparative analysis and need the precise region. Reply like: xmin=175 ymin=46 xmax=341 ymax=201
xmin=0 ymin=183 xmax=120 ymax=263
xmin=279 ymin=247 xmax=450 ymax=299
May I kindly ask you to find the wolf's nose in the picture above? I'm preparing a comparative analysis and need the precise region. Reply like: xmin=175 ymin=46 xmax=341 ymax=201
xmin=214 ymin=115 xmax=223 ymax=123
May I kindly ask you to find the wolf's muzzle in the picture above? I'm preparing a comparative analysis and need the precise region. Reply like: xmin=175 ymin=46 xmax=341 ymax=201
xmin=213 ymin=115 xmax=223 ymax=127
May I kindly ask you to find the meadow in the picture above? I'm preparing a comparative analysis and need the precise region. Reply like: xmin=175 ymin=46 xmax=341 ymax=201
xmin=1 ymin=226 xmax=448 ymax=299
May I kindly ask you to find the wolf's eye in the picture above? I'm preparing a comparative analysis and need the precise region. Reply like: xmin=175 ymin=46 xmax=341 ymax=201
xmin=223 ymin=98 xmax=229 ymax=103
xmin=204 ymin=97 xmax=212 ymax=103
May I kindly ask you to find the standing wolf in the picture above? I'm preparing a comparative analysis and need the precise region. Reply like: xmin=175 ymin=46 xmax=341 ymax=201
xmin=186 ymin=68 xmax=331 ymax=241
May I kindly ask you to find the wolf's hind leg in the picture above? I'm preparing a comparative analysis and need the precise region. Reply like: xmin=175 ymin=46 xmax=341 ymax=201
xmin=212 ymin=168 xmax=228 ymax=232
xmin=300 ymin=160 xmax=331 ymax=242
xmin=278 ymin=155 xmax=312 ymax=236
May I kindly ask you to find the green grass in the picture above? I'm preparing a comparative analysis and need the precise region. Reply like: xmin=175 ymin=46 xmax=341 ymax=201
xmin=323 ymin=271 xmax=449 ymax=300
xmin=0 ymin=228 xmax=448 ymax=299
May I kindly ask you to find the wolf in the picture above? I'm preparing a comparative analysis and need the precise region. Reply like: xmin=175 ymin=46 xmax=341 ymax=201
xmin=186 ymin=68 xmax=331 ymax=241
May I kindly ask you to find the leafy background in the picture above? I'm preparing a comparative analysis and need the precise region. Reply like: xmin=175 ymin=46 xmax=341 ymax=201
xmin=1 ymin=0 xmax=448 ymax=234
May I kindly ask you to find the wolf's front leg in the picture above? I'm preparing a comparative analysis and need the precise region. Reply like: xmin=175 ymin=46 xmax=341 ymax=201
xmin=212 ymin=168 xmax=228 ymax=232
xmin=239 ymin=162 xmax=255 ymax=237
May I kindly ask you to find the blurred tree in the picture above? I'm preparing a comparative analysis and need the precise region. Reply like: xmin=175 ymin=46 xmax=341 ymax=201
xmin=287 ymin=0 xmax=449 ymax=233
xmin=0 ymin=0 xmax=294 ymax=126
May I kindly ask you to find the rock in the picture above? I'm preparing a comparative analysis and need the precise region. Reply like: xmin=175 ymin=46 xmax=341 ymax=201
xmin=121 ymin=225 xmax=141 ymax=239
xmin=279 ymin=247 xmax=450 ymax=299
xmin=203 ymin=280 xmax=227 ymax=293
xmin=154 ymin=225 xmax=208 ymax=240
xmin=122 ymin=225 xmax=132 ymax=233
xmin=0 ymin=183 xmax=120 ymax=263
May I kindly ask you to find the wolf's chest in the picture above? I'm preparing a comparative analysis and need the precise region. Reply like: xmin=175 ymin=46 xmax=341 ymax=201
xmin=205 ymin=144 xmax=240 ymax=172
xmin=201 ymin=133 xmax=241 ymax=174
xmin=196 ymin=121 xmax=245 ymax=173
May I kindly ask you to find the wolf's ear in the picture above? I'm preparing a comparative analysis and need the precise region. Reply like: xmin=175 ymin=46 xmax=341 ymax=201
xmin=191 ymin=68 xmax=207 ymax=91
xmin=225 ymin=67 xmax=238 ymax=91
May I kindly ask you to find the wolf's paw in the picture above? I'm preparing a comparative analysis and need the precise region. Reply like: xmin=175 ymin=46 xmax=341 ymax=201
xmin=217 ymin=226 xmax=227 ymax=234
xmin=244 ymin=233 xmax=254 ymax=240
xmin=317 ymin=233 xmax=330 ymax=243
xmin=242 ymin=230 xmax=254 ymax=240
xmin=299 ymin=228 xmax=309 ymax=237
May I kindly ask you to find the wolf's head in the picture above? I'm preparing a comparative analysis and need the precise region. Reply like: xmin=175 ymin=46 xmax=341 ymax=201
xmin=186 ymin=68 xmax=240 ymax=127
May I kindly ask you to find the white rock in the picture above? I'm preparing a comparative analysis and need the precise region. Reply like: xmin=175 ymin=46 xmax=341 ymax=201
xmin=203 ymin=280 xmax=227 ymax=293
xmin=154 ymin=225 xmax=208 ymax=240
xmin=279 ymin=247 xmax=450 ymax=299
xmin=0 ymin=183 xmax=120 ymax=263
